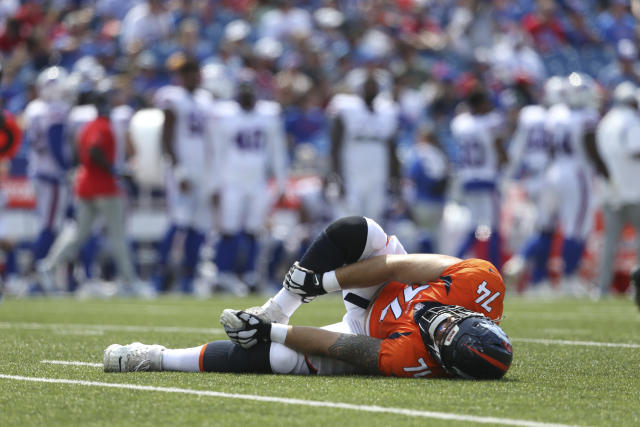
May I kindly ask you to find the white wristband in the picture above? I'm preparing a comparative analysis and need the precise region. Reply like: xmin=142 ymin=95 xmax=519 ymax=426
xmin=322 ymin=270 xmax=341 ymax=292
xmin=270 ymin=323 xmax=289 ymax=344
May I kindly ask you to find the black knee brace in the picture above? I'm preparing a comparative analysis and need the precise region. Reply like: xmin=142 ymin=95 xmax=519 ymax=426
xmin=201 ymin=341 xmax=272 ymax=374
xmin=299 ymin=216 xmax=368 ymax=272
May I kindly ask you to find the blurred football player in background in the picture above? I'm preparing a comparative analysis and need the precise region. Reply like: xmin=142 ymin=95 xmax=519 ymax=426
xmin=23 ymin=66 xmax=72 ymax=291
xmin=104 ymin=216 xmax=512 ymax=380
xmin=595 ymin=82 xmax=640 ymax=298
xmin=152 ymin=57 xmax=215 ymax=294
xmin=506 ymin=74 xmax=607 ymax=295
xmin=65 ymin=56 xmax=106 ymax=146
xmin=405 ymin=124 xmax=449 ymax=254
xmin=328 ymin=73 xmax=400 ymax=224
xmin=451 ymin=86 xmax=507 ymax=269
xmin=211 ymin=69 xmax=288 ymax=294
xmin=37 ymin=82 xmax=146 ymax=296
xmin=62 ymin=56 xmax=107 ymax=287
xmin=505 ymin=79 xmax=550 ymax=210
xmin=503 ymin=76 xmax=561 ymax=294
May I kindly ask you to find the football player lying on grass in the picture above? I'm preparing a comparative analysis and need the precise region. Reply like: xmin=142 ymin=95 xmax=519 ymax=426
xmin=104 ymin=217 xmax=513 ymax=379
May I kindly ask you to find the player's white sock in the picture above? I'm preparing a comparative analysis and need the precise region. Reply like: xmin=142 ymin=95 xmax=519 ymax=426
xmin=161 ymin=346 xmax=203 ymax=372
xmin=272 ymin=288 xmax=303 ymax=317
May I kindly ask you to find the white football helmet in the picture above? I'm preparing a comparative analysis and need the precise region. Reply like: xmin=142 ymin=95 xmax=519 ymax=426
xmin=72 ymin=55 xmax=106 ymax=84
xmin=543 ymin=75 xmax=567 ymax=107
xmin=36 ymin=66 xmax=70 ymax=102
xmin=200 ymin=62 xmax=235 ymax=100
xmin=613 ymin=81 xmax=637 ymax=105
xmin=344 ymin=67 xmax=393 ymax=96
xmin=566 ymin=72 xmax=600 ymax=109
xmin=65 ymin=56 xmax=107 ymax=103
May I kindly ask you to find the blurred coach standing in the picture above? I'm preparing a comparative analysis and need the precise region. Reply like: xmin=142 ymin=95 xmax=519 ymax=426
xmin=594 ymin=82 xmax=640 ymax=298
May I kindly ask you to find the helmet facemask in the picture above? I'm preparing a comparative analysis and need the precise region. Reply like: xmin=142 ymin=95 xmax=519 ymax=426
xmin=416 ymin=304 xmax=513 ymax=379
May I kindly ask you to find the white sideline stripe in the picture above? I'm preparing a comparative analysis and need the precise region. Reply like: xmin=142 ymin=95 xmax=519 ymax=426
xmin=54 ymin=329 xmax=104 ymax=336
xmin=41 ymin=360 xmax=103 ymax=368
xmin=0 ymin=374 xmax=584 ymax=427
xmin=3 ymin=321 xmax=640 ymax=349
xmin=0 ymin=322 xmax=223 ymax=335
xmin=512 ymin=338 xmax=640 ymax=349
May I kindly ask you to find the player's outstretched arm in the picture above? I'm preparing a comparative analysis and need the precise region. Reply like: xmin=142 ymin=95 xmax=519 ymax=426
xmin=221 ymin=310 xmax=382 ymax=375
xmin=285 ymin=327 xmax=381 ymax=375
xmin=284 ymin=253 xmax=460 ymax=298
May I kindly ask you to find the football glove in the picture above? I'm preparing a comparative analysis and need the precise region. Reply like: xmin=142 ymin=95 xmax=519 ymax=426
xmin=220 ymin=309 xmax=272 ymax=349
xmin=282 ymin=261 xmax=326 ymax=303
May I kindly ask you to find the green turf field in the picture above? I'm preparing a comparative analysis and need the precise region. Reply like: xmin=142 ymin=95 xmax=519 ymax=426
xmin=0 ymin=295 xmax=638 ymax=426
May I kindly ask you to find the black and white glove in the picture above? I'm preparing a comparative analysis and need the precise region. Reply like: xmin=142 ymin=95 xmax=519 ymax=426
xmin=282 ymin=261 xmax=327 ymax=303
xmin=220 ymin=309 xmax=272 ymax=349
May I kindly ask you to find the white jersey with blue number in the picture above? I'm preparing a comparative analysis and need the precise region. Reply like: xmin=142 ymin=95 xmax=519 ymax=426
xmin=328 ymin=93 xmax=399 ymax=185
xmin=23 ymin=98 xmax=71 ymax=180
xmin=545 ymin=103 xmax=572 ymax=164
xmin=566 ymin=107 xmax=600 ymax=171
xmin=508 ymin=104 xmax=548 ymax=180
xmin=450 ymin=111 xmax=502 ymax=186
xmin=211 ymin=100 xmax=287 ymax=192
xmin=110 ymin=104 xmax=134 ymax=169
xmin=154 ymin=85 xmax=214 ymax=180
xmin=546 ymin=103 xmax=599 ymax=170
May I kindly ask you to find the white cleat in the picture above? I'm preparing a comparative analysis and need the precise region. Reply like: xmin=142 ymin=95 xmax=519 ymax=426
xmin=244 ymin=298 xmax=289 ymax=324
xmin=103 ymin=342 xmax=165 ymax=372
xmin=220 ymin=309 xmax=245 ymax=330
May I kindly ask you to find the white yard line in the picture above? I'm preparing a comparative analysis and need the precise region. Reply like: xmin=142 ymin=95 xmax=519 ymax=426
xmin=41 ymin=360 xmax=103 ymax=368
xmin=3 ymin=321 xmax=640 ymax=349
xmin=0 ymin=321 xmax=223 ymax=335
xmin=512 ymin=338 xmax=640 ymax=349
xmin=0 ymin=374 xmax=585 ymax=427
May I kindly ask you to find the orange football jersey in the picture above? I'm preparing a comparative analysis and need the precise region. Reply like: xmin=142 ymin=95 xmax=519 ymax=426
xmin=367 ymin=258 xmax=505 ymax=378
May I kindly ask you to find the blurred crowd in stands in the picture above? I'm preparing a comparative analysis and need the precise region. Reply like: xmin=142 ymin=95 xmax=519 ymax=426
xmin=0 ymin=0 xmax=639 ymax=300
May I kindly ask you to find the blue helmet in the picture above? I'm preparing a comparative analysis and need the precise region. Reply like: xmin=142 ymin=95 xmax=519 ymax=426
xmin=416 ymin=304 xmax=513 ymax=379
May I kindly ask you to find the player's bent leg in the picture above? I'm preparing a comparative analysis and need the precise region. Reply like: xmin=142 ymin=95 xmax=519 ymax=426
xmin=300 ymin=216 xmax=368 ymax=272
xmin=265 ymin=216 xmax=370 ymax=318
xmin=104 ymin=341 xmax=274 ymax=374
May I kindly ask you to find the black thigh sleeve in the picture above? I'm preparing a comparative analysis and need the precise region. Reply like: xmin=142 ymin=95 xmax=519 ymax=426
xmin=201 ymin=341 xmax=272 ymax=374
xmin=298 ymin=216 xmax=368 ymax=273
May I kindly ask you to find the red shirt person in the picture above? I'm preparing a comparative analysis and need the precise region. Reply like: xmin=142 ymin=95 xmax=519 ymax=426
xmin=75 ymin=116 xmax=119 ymax=199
